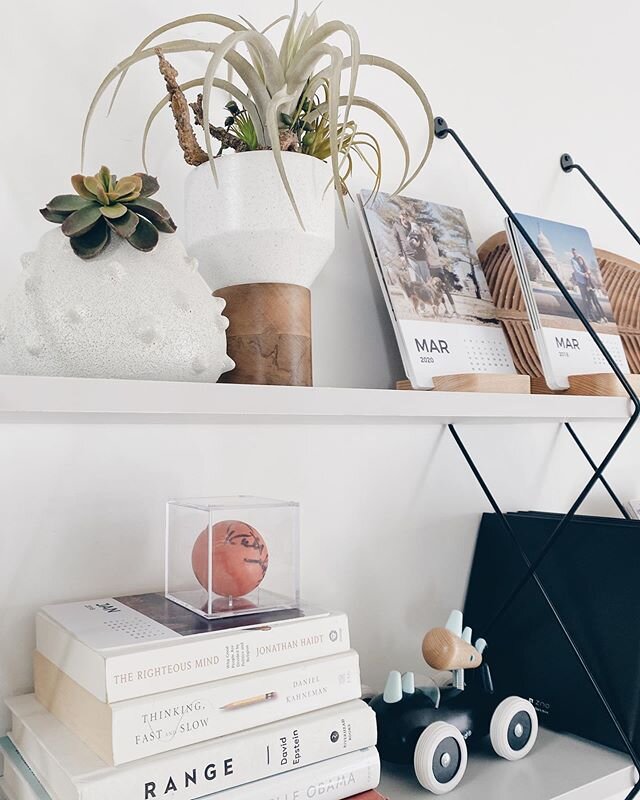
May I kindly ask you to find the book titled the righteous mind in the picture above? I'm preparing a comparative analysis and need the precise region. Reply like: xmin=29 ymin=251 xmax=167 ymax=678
xmin=506 ymin=213 xmax=629 ymax=390
xmin=36 ymin=593 xmax=349 ymax=702
xmin=359 ymin=191 xmax=515 ymax=388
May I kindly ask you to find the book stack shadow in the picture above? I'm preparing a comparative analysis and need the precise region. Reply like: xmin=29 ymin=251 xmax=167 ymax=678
xmin=0 ymin=593 xmax=386 ymax=800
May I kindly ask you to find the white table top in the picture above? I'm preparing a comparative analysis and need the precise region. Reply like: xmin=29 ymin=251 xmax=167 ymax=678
xmin=378 ymin=728 xmax=636 ymax=800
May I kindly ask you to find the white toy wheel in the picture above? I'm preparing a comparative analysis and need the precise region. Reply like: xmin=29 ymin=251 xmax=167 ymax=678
xmin=413 ymin=721 xmax=468 ymax=794
xmin=490 ymin=696 xmax=538 ymax=760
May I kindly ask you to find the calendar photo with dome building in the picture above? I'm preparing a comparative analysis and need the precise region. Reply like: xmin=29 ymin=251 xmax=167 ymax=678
xmin=506 ymin=212 xmax=629 ymax=390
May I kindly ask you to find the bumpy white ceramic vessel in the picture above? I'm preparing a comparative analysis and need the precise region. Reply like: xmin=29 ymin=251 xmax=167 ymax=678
xmin=0 ymin=229 xmax=235 ymax=382
xmin=185 ymin=151 xmax=336 ymax=291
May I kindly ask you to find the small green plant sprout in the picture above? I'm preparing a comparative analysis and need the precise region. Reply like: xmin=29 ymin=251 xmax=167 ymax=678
xmin=39 ymin=167 xmax=177 ymax=259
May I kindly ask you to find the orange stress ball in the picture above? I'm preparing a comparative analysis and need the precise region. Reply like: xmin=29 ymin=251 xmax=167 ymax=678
xmin=191 ymin=520 xmax=269 ymax=597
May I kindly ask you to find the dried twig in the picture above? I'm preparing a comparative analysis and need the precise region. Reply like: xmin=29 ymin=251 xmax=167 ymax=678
xmin=156 ymin=51 xmax=208 ymax=166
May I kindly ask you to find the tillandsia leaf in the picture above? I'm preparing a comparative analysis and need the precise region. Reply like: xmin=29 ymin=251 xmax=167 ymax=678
xmin=142 ymin=77 xmax=264 ymax=170
xmin=307 ymin=95 xmax=409 ymax=190
xmin=71 ymin=174 xmax=97 ymax=200
xmin=61 ymin=204 xmax=104 ymax=237
xmin=45 ymin=195 xmax=94 ymax=213
xmin=107 ymin=14 xmax=248 ymax=115
xmin=134 ymin=173 xmax=159 ymax=197
xmin=69 ymin=220 xmax=111 ymax=259
xmin=82 ymin=39 xmax=271 ymax=171
xmin=127 ymin=198 xmax=177 ymax=233
xmin=287 ymin=21 xmax=360 ymax=149
xmin=105 ymin=208 xmax=140 ymax=239
xmin=264 ymin=86 xmax=306 ymax=229
xmin=316 ymin=53 xmax=435 ymax=195
xmin=127 ymin=216 xmax=159 ymax=252
xmin=83 ymin=176 xmax=109 ymax=205
xmin=99 ymin=202 xmax=128 ymax=219
xmin=279 ymin=0 xmax=299 ymax=72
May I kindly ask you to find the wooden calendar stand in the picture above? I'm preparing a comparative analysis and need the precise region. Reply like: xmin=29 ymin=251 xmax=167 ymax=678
xmin=396 ymin=373 xmax=531 ymax=393
xmin=531 ymin=373 xmax=640 ymax=397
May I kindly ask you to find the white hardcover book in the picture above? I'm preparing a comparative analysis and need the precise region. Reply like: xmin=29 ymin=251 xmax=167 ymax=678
xmin=34 ymin=650 xmax=361 ymax=765
xmin=0 ymin=736 xmax=380 ymax=800
xmin=359 ymin=191 xmax=516 ymax=388
xmin=7 ymin=695 xmax=377 ymax=800
xmin=505 ymin=213 xmax=629 ymax=390
xmin=36 ymin=592 xmax=349 ymax=702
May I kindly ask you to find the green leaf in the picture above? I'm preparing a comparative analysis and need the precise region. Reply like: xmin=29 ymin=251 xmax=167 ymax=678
xmin=69 ymin=220 xmax=111 ymax=259
xmin=126 ymin=198 xmax=177 ymax=233
xmin=71 ymin=174 xmax=96 ymax=200
xmin=100 ymin=203 xmax=128 ymax=219
xmin=127 ymin=216 xmax=159 ymax=252
xmin=98 ymin=165 xmax=113 ymax=193
xmin=105 ymin=209 xmax=139 ymax=239
xmin=83 ymin=176 xmax=109 ymax=205
xmin=61 ymin=203 xmax=103 ymax=237
xmin=134 ymin=173 xmax=159 ymax=197
xmin=111 ymin=176 xmax=142 ymax=201
xmin=40 ymin=207 xmax=71 ymax=223
xmin=46 ymin=195 xmax=94 ymax=213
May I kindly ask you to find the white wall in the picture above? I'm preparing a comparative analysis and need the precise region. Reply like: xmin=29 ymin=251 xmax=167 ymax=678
xmin=1 ymin=0 xmax=640 ymax=735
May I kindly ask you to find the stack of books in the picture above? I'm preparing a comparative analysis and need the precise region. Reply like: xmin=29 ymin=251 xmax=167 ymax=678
xmin=0 ymin=592 xmax=383 ymax=800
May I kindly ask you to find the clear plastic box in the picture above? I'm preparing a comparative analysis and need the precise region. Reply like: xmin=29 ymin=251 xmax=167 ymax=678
xmin=165 ymin=496 xmax=300 ymax=619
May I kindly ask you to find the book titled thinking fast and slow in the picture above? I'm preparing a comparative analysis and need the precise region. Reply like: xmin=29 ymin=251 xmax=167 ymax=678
xmin=359 ymin=191 xmax=516 ymax=388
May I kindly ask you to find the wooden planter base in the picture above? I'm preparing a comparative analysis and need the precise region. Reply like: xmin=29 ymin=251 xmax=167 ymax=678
xmin=214 ymin=283 xmax=312 ymax=386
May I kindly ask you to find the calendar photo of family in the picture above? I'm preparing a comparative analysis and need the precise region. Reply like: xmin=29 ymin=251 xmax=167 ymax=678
xmin=513 ymin=213 xmax=618 ymax=333
xmin=359 ymin=192 xmax=500 ymax=327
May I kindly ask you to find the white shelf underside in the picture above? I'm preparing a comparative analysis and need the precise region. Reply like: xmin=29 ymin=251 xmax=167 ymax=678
xmin=0 ymin=375 xmax=634 ymax=424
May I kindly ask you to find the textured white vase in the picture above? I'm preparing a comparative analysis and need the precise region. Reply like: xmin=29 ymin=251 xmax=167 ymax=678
xmin=0 ymin=229 xmax=235 ymax=382
xmin=185 ymin=151 xmax=336 ymax=291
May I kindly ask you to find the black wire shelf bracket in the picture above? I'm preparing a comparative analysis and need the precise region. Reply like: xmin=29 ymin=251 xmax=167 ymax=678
xmin=561 ymin=153 xmax=640 ymax=249
xmin=435 ymin=115 xmax=640 ymax=799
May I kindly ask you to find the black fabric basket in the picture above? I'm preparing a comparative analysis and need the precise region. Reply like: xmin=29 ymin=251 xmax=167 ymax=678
xmin=464 ymin=511 xmax=640 ymax=754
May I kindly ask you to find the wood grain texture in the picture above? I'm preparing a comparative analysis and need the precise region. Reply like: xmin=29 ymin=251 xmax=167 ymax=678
xmin=396 ymin=374 xmax=530 ymax=393
xmin=422 ymin=627 xmax=482 ymax=671
xmin=478 ymin=232 xmax=640 ymax=393
xmin=214 ymin=283 xmax=312 ymax=386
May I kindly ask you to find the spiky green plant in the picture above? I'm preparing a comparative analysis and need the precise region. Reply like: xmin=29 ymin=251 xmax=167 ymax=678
xmin=224 ymin=101 xmax=260 ymax=151
xmin=40 ymin=167 xmax=176 ymax=259
xmin=82 ymin=2 xmax=435 ymax=228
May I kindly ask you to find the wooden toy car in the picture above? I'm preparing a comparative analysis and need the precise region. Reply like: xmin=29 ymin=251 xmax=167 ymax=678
xmin=369 ymin=610 xmax=538 ymax=793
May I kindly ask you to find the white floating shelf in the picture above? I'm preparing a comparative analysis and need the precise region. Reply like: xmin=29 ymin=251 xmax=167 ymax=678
xmin=379 ymin=728 xmax=635 ymax=800
xmin=0 ymin=374 xmax=634 ymax=424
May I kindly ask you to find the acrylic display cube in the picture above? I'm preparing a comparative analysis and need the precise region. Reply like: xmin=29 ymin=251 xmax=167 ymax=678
xmin=165 ymin=496 xmax=300 ymax=619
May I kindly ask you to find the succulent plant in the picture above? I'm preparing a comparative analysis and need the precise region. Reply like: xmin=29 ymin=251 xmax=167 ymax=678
xmin=39 ymin=166 xmax=177 ymax=259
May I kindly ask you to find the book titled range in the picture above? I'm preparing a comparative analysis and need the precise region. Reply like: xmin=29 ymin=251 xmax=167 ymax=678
xmin=37 ymin=593 xmax=349 ymax=702
xmin=34 ymin=649 xmax=361 ymax=765
xmin=6 ymin=696 xmax=377 ymax=800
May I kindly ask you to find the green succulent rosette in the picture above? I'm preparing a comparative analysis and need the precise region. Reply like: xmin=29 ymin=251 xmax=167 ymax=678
xmin=40 ymin=166 xmax=177 ymax=259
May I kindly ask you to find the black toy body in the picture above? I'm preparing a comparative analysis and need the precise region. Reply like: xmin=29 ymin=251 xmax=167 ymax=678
xmin=369 ymin=610 xmax=538 ymax=794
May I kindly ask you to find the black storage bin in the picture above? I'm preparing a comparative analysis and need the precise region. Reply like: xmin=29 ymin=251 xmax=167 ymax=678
xmin=464 ymin=511 xmax=640 ymax=754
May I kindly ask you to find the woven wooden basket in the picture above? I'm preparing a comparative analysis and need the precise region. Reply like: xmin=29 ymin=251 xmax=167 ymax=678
xmin=478 ymin=232 xmax=640 ymax=386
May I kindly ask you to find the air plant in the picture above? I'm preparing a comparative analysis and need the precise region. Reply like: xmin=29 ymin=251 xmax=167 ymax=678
xmin=82 ymin=2 xmax=434 ymax=228
xmin=40 ymin=167 xmax=176 ymax=259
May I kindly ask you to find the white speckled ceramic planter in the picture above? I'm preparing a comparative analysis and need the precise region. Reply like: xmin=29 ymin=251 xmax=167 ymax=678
xmin=185 ymin=151 xmax=336 ymax=291
xmin=0 ymin=230 xmax=235 ymax=382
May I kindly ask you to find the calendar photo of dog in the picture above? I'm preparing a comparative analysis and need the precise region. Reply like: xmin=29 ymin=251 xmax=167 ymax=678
xmin=361 ymin=192 xmax=500 ymax=327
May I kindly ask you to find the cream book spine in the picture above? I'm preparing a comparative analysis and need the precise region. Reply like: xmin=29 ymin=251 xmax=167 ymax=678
xmin=34 ymin=650 xmax=361 ymax=765
xmin=0 ymin=736 xmax=380 ymax=800
xmin=7 ymin=695 xmax=377 ymax=800
xmin=36 ymin=606 xmax=350 ymax=703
